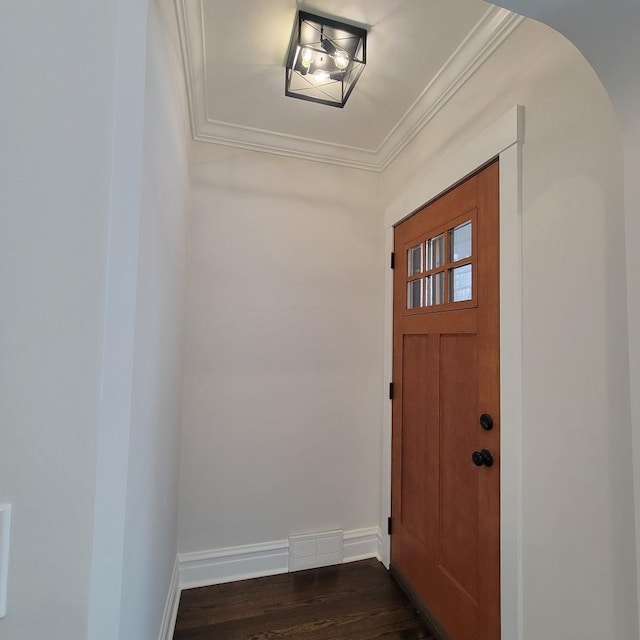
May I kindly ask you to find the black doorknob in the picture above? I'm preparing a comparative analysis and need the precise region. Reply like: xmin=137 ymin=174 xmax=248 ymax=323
xmin=480 ymin=414 xmax=494 ymax=431
xmin=472 ymin=449 xmax=494 ymax=467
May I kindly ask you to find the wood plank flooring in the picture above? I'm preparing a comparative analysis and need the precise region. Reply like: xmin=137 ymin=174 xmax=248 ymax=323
xmin=173 ymin=558 xmax=436 ymax=640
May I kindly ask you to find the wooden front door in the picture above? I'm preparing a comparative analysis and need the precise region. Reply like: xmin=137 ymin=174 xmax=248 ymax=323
xmin=391 ymin=161 xmax=500 ymax=640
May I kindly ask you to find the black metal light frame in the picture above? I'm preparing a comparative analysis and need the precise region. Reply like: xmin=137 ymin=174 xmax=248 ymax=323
xmin=285 ymin=11 xmax=367 ymax=108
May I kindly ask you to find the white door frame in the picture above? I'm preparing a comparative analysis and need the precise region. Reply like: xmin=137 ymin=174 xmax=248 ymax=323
xmin=380 ymin=105 xmax=524 ymax=640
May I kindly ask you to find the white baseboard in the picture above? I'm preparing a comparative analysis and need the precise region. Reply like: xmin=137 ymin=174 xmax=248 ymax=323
xmin=178 ymin=526 xmax=383 ymax=591
xmin=179 ymin=539 xmax=290 ymax=590
xmin=158 ymin=556 xmax=180 ymax=640
xmin=343 ymin=527 xmax=382 ymax=563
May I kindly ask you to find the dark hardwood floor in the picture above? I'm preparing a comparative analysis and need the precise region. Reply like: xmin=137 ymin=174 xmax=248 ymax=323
xmin=173 ymin=558 xmax=436 ymax=640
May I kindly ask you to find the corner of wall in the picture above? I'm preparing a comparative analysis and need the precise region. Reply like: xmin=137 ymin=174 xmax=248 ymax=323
xmin=158 ymin=556 xmax=181 ymax=640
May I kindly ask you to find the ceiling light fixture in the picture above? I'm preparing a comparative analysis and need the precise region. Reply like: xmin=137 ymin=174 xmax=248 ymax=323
xmin=285 ymin=11 xmax=367 ymax=108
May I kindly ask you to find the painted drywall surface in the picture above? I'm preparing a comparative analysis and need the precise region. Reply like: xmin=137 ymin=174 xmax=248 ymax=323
xmin=117 ymin=1 xmax=190 ymax=638
xmin=0 ymin=2 xmax=118 ymax=638
xmin=179 ymin=146 xmax=383 ymax=553
xmin=382 ymin=19 xmax=636 ymax=640
xmin=494 ymin=0 xmax=640 ymax=623
xmin=87 ymin=1 xmax=151 ymax=637
xmin=625 ymin=123 xmax=640 ymax=628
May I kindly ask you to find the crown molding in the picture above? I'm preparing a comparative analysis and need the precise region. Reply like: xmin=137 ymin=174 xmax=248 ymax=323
xmin=376 ymin=7 xmax=524 ymax=170
xmin=175 ymin=0 xmax=524 ymax=172
xmin=193 ymin=120 xmax=381 ymax=171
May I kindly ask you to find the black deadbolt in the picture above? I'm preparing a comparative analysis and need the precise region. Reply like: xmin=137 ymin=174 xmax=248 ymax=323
xmin=480 ymin=413 xmax=494 ymax=431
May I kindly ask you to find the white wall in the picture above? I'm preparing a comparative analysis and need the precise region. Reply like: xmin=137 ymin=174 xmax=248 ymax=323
xmin=626 ymin=119 xmax=640 ymax=630
xmin=0 ymin=2 xmax=118 ymax=638
xmin=494 ymin=0 xmax=640 ymax=626
xmin=1 ymin=1 xmax=190 ymax=638
xmin=118 ymin=1 xmax=190 ymax=638
xmin=382 ymin=18 xmax=637 ymax=640
xmin=87 ymin=0 xmax=151 ymax=635
xmin=178 ymin=146 xmax=383 ymax=553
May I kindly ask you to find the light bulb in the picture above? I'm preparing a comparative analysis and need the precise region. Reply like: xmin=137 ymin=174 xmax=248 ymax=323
xmin=301 ymin=47 xmax=314 ymax=68
xmin=333 ymin=51 xmax=349 ymax=70
xmin=313 ymin=69 xmax=330 ymax=83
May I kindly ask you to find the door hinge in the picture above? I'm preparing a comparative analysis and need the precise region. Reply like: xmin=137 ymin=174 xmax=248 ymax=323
xmin=387 ymin=516 xmax=392 ymax=535
xmin=389 ymin=382 xmax=394 ymax=400
xmin=390 ymin=252 xmax=395 ymax=269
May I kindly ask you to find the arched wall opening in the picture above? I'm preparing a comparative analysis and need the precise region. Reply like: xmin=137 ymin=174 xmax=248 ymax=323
xmin=493 ymin=1 xmax=640 ymax=632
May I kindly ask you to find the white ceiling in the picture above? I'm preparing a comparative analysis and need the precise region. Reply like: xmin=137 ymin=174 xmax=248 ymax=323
xmin=176 ymin=0 xmax=523 ymax=170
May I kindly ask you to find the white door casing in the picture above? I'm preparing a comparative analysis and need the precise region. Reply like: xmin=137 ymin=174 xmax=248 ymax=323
xmin=380 ymin=105 xmax=524 ymax=640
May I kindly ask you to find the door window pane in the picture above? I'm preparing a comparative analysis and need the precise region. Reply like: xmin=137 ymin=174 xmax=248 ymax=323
xmin=450 ymin=264 xmax=472 ymax=302
xmin=407 ymin=279 xmax=423 ymax=309
xmin=451 ymin=222 xmax=472 ymax=262
xmin=408 ymin=244 xmax=423 ymax=276
xmin=427 ymin=234 xmax=445 ymax=270
xmin=426 ymin=272 xmax=444 ymax=306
